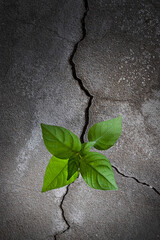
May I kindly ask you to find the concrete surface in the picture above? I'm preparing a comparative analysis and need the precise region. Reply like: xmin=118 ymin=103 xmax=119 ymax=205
xmin=59 ymin=175 xmax=160 ymax=240
xmin=0 ymin=1 xmax=87 ymax=239
xmin=1 ymin=0 xmax=160 ymax=240
xmin=74 ymin=0 xmax=160 ymax=190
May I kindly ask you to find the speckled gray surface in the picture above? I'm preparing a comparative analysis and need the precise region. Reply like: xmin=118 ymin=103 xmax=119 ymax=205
xmin=1 ymin=0 xmax=160 ymax=240
xmin=0 ymin=1 xmax=87 ymax=239
xmin=58 ymin=175 xmax=160 ymax=240
xmin=73 ymin=0 xmax=160 ymax=190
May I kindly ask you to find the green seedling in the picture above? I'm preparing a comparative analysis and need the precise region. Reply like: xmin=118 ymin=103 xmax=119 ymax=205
xmin=41 ymin=116 xmax=122 ymax=192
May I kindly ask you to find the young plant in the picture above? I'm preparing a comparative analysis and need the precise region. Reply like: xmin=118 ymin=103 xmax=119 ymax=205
xmin=41 ymin=116 xmax=122 ymax=192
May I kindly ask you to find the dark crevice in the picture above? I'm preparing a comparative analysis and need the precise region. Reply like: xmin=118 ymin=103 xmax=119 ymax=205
xmin=54 ymin=0 xmax=160 ymax=237
xmin=54 ymin=185 xmax=70 ymax=240
xmin=69 ymin=0 xmax=93 ymax=143
xmin=54 ymin=0 xmax=92 ymax=239
xmin=112 ymin=165 xmax=160 ymax=196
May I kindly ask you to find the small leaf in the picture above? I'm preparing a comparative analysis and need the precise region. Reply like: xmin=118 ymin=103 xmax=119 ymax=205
xmin=80 ymin=152 xmax=117 ymax=190
xmin=80 ymin=142 xmax=95 ymax=155
xmin=42 ymin=156 xmax=79 ymax=192
xmin=41 ymin=124 xmax=81 ymax=159
xmin=88 ymin=116 xmax=122 ymax=150
xmin=67 ymin=156 xmax=79 ymax=181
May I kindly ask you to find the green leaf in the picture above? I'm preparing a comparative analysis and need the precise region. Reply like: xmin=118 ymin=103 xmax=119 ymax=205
xmin=80 ymin=152 xmax=118 ymax=190
xmin=67 ymin=156 xmax=79 ymax=181
xmin=80 ymin=142 xmax=95 ymax=155
xmin=41 ymin=124 xmax=81 ymax=159
xmin=42 ymin=156 xmax=79 ymax=192
xmin=88 ymin=116 xmax=122 ymax=150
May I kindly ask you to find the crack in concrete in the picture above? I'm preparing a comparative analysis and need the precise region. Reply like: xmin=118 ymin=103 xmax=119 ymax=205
xmin=112 ymin=165 xmax=160 ymax=196
xmin=54 ymin=0 xmax=159 ymax=238
xmin=54 ymin=185 xmax=70 ymax=240
xmin=54 ymin=0 xmax=92 ymax=239
xmin=69 ymin=0 xmax=93 ymax=144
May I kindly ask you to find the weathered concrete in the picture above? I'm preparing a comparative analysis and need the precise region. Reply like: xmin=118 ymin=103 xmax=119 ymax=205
xmin=59 ymin=0 xmax=160 ymax=240
xmin=59 ymin=174 xmax=160 ymax=240
xmin=74 ymin=0 xmax=160 ymax=189
xmin=1 ymin=0 xmax=160 ymax=240
xmin=0 ymin=1 xmax=87 ymax=239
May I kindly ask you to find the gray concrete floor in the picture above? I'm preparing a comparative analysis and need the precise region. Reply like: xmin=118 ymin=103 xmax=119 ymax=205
xmin=0 ymin=0 xmax=160 ymax=240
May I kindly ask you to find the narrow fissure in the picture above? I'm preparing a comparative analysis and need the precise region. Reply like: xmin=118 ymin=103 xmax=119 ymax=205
xmin=112 ymin=165 xmax=160 ymax=196
xmin=69 ymin=0 xmax=93 ymax=144
xmin=54 ymin=0 xmax=91 ymax=239
xmin=54 ymin=186 xmax=70 ymax=240
xmin=55 ymin=0 xmax=159 ymax=238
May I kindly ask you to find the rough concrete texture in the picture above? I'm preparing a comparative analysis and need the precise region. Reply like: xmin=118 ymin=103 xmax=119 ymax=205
xmin=1 ymin=0 xmax=160 ymax=240
xmin=0 ymin=1 xmax=87 ymax=239
xmin=59 ymin=175 xmax=160 ymax=240
xmin=74 ymin=0 xmax=160 ymax=190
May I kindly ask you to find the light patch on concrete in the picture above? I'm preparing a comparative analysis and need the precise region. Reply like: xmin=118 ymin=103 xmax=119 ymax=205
xmin=16 ymin=126 xmax=41 ymax=177
xmin=71 ymin=207 xmax=85 ymax=225
xmin=112 ymin=102 xmax=155 ymax=160
xmin=54 ymin=187 xmax=67 ymax=199
xmin=141 ymin=91 xmax=160 ymax=136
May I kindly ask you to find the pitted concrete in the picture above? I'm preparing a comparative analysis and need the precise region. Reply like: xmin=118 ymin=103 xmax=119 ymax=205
xmin=73 ymin=0 xmax=160 ymax=189
xmin=0 ymin=1 xmax=87 ymax=239
xmin=1 ymin=0 xmax=160 ymax=240
xmin=59 ymin=0 xmax=160 ymax=240
xmin=58 ymin=174 xmax=160 ymax=240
